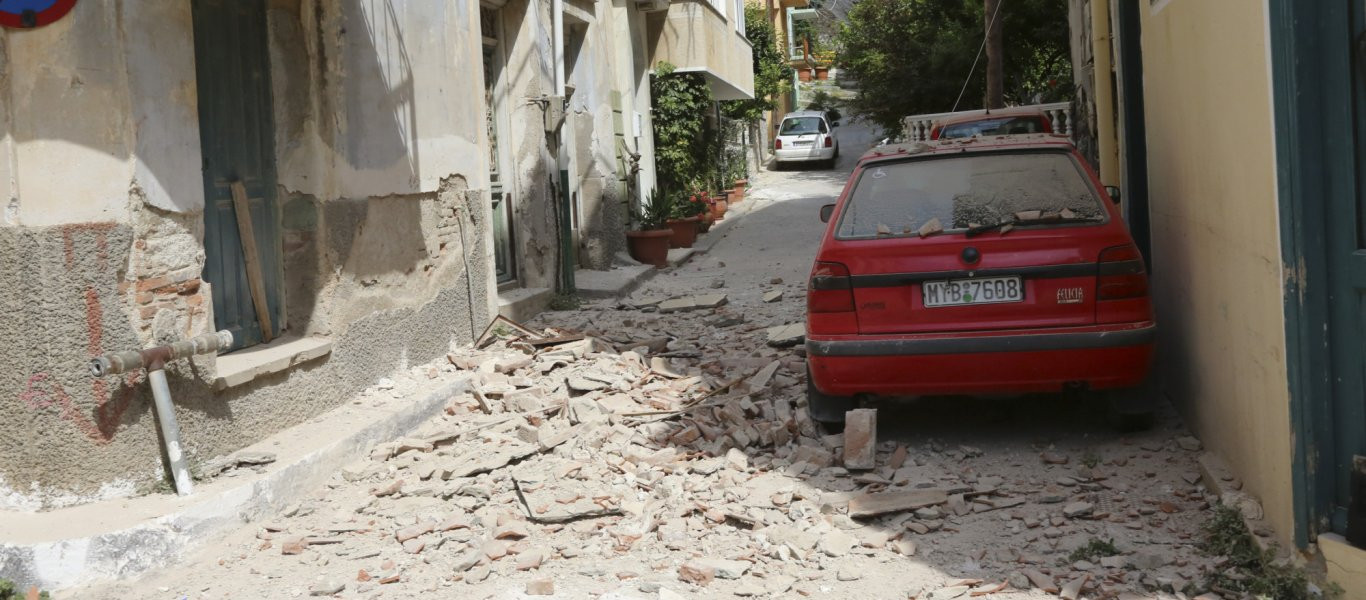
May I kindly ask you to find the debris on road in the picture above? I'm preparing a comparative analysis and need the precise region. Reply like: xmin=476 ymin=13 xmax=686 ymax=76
xmin=89 ymin=241 xmax=1235 ymax=600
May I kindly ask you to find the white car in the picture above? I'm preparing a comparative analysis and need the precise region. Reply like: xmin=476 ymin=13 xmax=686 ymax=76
xmin=773 ymin=110 xmax=840 ymax=169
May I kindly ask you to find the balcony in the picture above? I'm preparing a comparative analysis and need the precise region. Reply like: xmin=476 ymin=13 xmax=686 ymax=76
xmin=646 ymin=0 xmax=755 ymax=100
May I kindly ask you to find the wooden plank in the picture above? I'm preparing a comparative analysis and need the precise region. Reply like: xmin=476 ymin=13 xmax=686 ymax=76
xmin=846 ymin=489 xmax=948 ymax=518
xmin=230 ymin=181 xmax=274 ymax=343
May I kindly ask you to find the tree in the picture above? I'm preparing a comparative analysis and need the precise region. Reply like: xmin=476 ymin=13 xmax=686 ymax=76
xmin=836 ymin=0 xmax=1070 ymax=135
xmin=722 ymin=3 xmax=794 ymax=124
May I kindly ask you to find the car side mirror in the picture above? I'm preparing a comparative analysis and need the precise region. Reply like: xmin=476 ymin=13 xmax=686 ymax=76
xmin=819 ymin=203 xmax=835 ymax=223
xmin=832 ymin=121 xmax=840 ymax=128
xmin=1105 ymin=185 xmax=1122 ymax=204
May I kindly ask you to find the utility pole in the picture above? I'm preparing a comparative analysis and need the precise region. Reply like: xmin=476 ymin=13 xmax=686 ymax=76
xmin=984 ymin=0 xmax=1005 ymax=109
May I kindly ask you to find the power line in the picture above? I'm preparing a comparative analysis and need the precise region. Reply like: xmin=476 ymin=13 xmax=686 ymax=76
xmin=951 ymin=0 xmax=1005 ymax=113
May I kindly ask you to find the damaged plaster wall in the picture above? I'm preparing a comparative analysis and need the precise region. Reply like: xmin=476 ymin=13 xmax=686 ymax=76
xmin=567 ymin=1 xmax=630 ymax=270
xmin=499 ymin=0 xmax=560 ymax=290
xmin=0 ymin=0 xmax=495 ymax=509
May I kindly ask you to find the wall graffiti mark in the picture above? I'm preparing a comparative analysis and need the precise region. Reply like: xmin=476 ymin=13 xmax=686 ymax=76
xmin=20 ymin=371 xmax=142 ymax=445
xmin=23 ymin=222 xmax=142 ymax=444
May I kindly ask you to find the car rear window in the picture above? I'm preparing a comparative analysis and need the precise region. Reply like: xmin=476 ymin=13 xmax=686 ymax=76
xmin=835 ymin=151 xmax=1105 ymax=240
xmin=940 ymin=116 xmax=1046 ymax=139
xmin=781 ymin=117 xmax=824 ymax=135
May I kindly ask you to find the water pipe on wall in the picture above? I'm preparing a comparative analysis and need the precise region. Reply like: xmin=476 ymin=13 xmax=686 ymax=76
xmin=89 ymin=330 xmax=234 ymax=496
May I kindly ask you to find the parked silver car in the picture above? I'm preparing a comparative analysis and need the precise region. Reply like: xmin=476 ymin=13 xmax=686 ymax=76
xmin=773 ymin=110 xmax=840 ymax=169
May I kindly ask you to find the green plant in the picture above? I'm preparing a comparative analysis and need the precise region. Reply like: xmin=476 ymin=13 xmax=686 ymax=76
xmin=836 ymin=0 xmax=1072 ymax=135
xmin=631 ymin=188 xmax=674 ymax=231
xmin=548 ymin=293 xmax=582 ymax=311
xmin=1201 ymin=505 xmax=1340 ymax=599
xmin=721 ymin=4 xmax=793 ymax=124
xmin=669 ymin=191 xmax=707 ymax=220
xmin=1068 ymin=538 xmax=1119 ymax=563
xmin=0 ymin=578 xmax=50 ymax=600
xmin=1080 ymin=450 xmax=1100 ymax=468
xmin=651 ymin=62 xmax=714 ymax=195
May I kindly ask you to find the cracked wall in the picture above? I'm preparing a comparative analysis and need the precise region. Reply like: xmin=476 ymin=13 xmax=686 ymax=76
xmin=0 ymin=0 xmax=495 ymax=510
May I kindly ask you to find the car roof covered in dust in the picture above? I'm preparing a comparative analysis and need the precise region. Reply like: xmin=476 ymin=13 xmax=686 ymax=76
xmin=861 ymin=134 xmax=1075 ymax=165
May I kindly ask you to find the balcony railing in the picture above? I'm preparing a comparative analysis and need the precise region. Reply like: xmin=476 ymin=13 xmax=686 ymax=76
xmin=900 ymin=102 xmax=1075 ymax=143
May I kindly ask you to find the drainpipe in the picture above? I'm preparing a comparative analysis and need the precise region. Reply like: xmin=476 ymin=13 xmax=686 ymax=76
xmin=89 ymin=330 xmax=234 ymax=497
xmin=1092 ymin=0 xmax=1119 ymax=186
xmin=552 ymin=0 xmax=576 ymax=292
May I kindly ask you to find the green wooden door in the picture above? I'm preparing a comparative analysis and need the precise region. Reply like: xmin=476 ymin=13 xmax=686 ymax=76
xmin=1321 ymin=0 xmax=1366 ymax=534
xmin=192 ymin=0 xmax=282 ymax=351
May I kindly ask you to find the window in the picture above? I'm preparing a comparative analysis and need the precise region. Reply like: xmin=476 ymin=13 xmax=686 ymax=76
xmin=780 ymin=117 xmax=823 ymax=135
xmin=835 ymin=151 xmax=1106 ymax=239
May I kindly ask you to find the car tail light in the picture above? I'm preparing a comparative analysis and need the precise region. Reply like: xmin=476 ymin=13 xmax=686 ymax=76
xmin=824 ymin=136 xmax=833 ymax=148
xmin=809 ymin=261 xmax=854 ymax=313
xmin=1097 ymin=244 xmax=1148 ymax=300
xmin=775 ymin=138 xmax=783 ymax=150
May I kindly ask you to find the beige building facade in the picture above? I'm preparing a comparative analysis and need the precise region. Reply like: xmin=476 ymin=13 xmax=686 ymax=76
xmin=0 ymin=0 xmax=750 ymax=520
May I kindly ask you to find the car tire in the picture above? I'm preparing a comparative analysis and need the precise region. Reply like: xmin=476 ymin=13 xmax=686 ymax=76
xmin=806 ymin=367 xmax=855 ymax=424
xmin=1106 ymin=381 xmax=1156 ymax=433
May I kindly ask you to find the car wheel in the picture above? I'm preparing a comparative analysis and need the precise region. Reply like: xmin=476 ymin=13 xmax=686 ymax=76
xmin=806 ymin=367 xmax=855 ymax=424
xmin=1106 ymin=380 xmax=1156 ymax=432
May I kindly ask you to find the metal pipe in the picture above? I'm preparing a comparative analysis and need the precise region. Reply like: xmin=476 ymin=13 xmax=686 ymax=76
xmin=147 ymin=368 xmax=194 ymax=496
xmin=89 ymin=330 xmax=233 ymax=496
xmin=90 ymin=330 xmax=233 ymax=377
xmin=1091 ymin=0 xmax=1119 ymax=186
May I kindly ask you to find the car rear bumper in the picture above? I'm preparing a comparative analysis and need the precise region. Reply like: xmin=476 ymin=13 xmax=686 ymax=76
xmin=806 ymin=322 xmax=1155 ymax=396
xmin=775 ymin=147 xmax=835 ymax=162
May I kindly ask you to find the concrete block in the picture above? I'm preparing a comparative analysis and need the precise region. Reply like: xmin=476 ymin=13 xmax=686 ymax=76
xmin=843 ymin=409 xmax=877 ymax=470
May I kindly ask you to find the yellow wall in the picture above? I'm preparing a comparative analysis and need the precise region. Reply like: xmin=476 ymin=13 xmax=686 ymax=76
xmin=1139 ymin=0 xmax=1294 ymax=545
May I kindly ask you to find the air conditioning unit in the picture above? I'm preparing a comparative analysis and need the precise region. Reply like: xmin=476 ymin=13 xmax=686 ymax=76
xmin=635 ymin=0 xmax=670 ymax=12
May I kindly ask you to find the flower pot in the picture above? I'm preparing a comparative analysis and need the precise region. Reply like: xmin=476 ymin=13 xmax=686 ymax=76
xmin=815 ymin=66 xmax=830 ymax=80
xmin=732 ymin=179 xmax=747 ymax=203
xmin=713 ymin=198 xmax=729 ymax=220
xmin=626 ymin=229 xmax=672 ymax=267
xmin=666 ymin=217 xmax=700 ymax=249
xmin=798 ymin=68 xmax=812 ymax=82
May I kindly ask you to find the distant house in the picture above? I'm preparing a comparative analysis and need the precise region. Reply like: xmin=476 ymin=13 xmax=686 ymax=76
xmin=1071 ymin=0 xmax=1366 ymax=595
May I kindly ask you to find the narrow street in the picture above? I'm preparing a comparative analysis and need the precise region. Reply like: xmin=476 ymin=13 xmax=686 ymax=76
xmin=72 ymin=124 xmax=1226 ymax=600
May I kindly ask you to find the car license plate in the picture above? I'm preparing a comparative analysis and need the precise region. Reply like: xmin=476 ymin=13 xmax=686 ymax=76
xmin=922 ymin=276 xmax=1024 ymax=307
xmin=792 ymin=140 xmax=813 ymax=146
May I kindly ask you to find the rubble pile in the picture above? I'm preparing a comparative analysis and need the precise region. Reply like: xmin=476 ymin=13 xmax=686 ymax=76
xmin=222 ymin=288 xmax=1235 ymax=599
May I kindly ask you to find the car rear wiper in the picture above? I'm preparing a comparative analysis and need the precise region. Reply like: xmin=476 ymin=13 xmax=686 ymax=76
xmin=964 ymin=210 xmax=1102 ymax=238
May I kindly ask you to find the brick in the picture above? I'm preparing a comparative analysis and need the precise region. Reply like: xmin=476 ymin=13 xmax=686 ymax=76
xmin=280 ymin=537 xmax=308 ymax=555
xmin=678 ymin=563 xmax=715 ymax=585
xmin=843 ymin=409 xmax=877 ymax=470
xmin=136 ymin=276 xmax=171 ymax=293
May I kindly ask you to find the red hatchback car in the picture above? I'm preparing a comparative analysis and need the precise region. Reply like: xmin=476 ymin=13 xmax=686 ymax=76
xmin=930 ymin=107 xmax=1053 ymax=141
xmin=806 ymin=135 xmax=1155 ymax=427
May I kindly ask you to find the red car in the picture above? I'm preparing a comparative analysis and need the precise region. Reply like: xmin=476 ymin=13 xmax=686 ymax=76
xmin=806 ymin=135 xmax=1155 ymax=427
xmin=930 ymin=107 xmax=1053 ymax=140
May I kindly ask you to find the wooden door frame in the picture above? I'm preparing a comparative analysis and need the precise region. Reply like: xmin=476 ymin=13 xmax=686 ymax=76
xmin=1268 ymin=0 xmax=1354 ymax=546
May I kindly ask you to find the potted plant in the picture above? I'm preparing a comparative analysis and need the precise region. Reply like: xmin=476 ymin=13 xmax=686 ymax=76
xmin=666 ymin=191 xmax=704 ymax=248
xmin=626 ymin=188 xmax=674 ymax=267
xmin=712 ymin=190 xmax=729 ymax=221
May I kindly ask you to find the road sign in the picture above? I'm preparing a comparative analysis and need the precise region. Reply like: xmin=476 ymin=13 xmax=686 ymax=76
xmin=0 ymin=0 xmax=78 ymax=29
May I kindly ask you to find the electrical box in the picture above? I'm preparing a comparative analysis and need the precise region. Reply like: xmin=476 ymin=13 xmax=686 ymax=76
xmin=633 ymin=111 xmax=643 ymax=138
xmin=543 ymin=95 xmax=565 ymax=133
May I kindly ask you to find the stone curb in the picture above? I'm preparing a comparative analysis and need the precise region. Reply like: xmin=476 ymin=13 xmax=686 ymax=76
xmin=0 ymin=378 xmax=470 ymax=592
